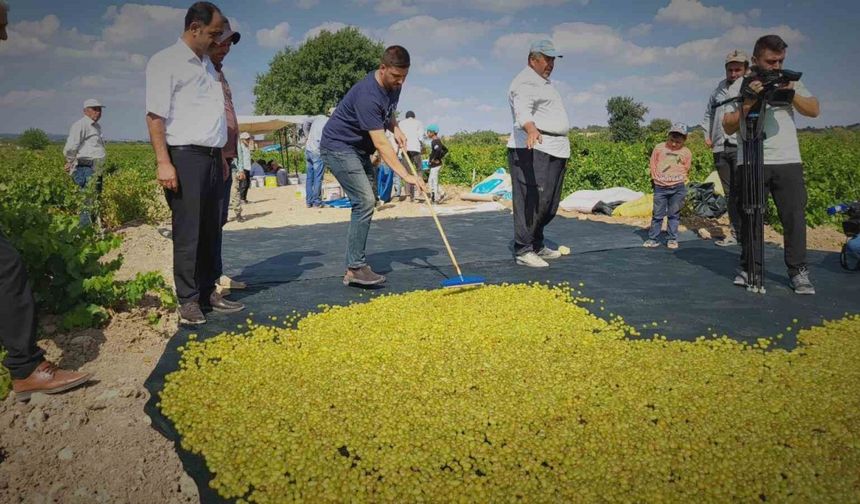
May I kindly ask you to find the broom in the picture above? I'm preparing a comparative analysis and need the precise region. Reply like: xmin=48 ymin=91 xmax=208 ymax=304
xmin=402 ymin=154 xmax=485 ymax=289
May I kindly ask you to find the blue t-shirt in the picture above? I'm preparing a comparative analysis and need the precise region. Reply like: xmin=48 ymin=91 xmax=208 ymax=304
xmin=321 ymin=71 xmax=400 ymax=154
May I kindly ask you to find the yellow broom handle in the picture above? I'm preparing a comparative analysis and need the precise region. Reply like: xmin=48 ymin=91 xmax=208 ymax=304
xmin=402 ymin=154 xmax=464 ymax=278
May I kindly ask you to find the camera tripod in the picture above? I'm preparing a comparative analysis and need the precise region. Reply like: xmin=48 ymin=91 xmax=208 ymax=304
xmin=740 ymin=99 xmax=768 ymax=294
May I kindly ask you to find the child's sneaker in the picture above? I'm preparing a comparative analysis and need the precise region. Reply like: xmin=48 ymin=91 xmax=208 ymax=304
xmin=642 ymin=239 xmax=660 ymax=248
xmin=667 ymin=240 xmax=679 ymax=249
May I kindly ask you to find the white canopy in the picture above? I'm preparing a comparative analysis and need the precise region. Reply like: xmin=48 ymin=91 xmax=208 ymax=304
xmin=236 ymin=115 xmax=312 ymax=135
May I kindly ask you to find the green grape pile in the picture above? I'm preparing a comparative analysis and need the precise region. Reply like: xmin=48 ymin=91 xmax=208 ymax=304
xmin=159 ymin=284 xmax=860 ymax=503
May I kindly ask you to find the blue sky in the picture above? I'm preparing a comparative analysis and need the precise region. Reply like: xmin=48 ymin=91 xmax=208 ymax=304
xmin=1 ymin=0 xmax=858 ymax=140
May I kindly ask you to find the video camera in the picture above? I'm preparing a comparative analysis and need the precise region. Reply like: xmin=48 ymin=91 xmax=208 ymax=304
xmin=741 ymin=67 xmax=802 ymax=107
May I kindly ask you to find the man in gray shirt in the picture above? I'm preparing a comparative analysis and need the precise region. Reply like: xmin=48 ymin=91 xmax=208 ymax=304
xmin=64 ymin=98 xmax=107 ymax=226
xmin=723 ymin=35 xmax=820 ymax=295
xmin=703 ymin=50 xmax=747 ymax=246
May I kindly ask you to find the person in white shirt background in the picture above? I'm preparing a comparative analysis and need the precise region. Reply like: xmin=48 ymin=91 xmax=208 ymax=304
xmin=397 ymin=110 xmax=425 ymax=201
xmin=507 ymin=39 xmax=571 ymax=269
xmin=63 ymin=98 xmax=107 ymax=226
xmin=703 ymin=50 xmax=748 ymax=247
xmin=145 ymin=1 xmax=244 ymax=326
xmin=305 ymin=107 xmax=334 ymax=208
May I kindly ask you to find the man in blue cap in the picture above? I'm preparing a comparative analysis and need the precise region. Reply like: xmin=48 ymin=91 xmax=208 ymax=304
xmin=506 ymin=39 xmax=571 ymax=268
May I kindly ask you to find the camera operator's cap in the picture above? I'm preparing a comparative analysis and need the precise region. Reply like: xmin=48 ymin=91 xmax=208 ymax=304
xmin=725 ymin=49 xmax=748 ymax=65
xmin=240 ymin=132 xmax=251 ymax=140
xmin=83 ymin=98 xmax=105 ymax=108
xmin=427 ymin=124 xmax=439 ymax=134
xmin=530 ymin=39 xmax=563 ymax=58
xmin=669 ymin=122 xmax=688 ymax=136
xmin=218 ymin=18 xmax=241 ymax=45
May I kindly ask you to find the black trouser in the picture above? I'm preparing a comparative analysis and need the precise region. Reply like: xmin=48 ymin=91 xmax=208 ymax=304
xmin=165 ymin=147 xmax=223 ymax=305
xmin=740 ymin=163 xmax=808 ymax=277
xmin=508 ymin=148 xmax=568 ymax=255
xmin=405 ymin=151 xmax=423 ymax=198
xmin=0 ymin=234 xmax=44 ymax=379
xmin=714 ymin=148 xmax=742 ymax=237
xmin=239 ymin=169 xmax=251 ymax=201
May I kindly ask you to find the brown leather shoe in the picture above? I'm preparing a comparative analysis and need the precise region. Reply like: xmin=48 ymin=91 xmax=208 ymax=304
xmin=12 ymin=361 xmax=92 ymax=402
xmin=343 ymin=266 xmax=386 ymax=286
xmin=208 ymin=291 xmax=245 ymax=313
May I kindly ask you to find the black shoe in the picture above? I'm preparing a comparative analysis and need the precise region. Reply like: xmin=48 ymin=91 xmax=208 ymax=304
xmin=178 ymin=302 xmax=206 ymax=325
xmin=208 ymin=292 xmax=245 ymax=313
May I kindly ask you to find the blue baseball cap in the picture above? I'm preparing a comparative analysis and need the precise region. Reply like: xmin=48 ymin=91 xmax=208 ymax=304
xmin=529 ymin=39 xmax=562 ymax=58
xmin=427 ymin=124 xmax=439 ymax=134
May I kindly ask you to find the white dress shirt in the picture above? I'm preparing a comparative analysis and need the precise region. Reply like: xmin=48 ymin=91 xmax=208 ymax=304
xmin=305 ymin=115 xmax=328 ymax=155
xmin=702 ymin=78 xmax=740 ymax=153
xmin=507 ymin=66 xmax=571 ymax=159
xmin=398 ymin=117 xmax=425 ymax=153
xmin=145 ymin=38 xmax=227 ymax=148
xmin=63 ymin=116 xmax=106 ymax=162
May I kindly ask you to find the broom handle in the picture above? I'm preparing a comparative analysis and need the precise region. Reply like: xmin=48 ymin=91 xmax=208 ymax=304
xmin=402 ymin=153 xmax=465 ymax=279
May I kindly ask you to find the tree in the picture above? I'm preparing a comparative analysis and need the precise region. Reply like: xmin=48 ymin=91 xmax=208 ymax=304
xmin=647 ymin=118 xmax=672 ymax=135
xmin=606 ymin=96 xmax=648 ymax=143
xmin=18 ymin=128 xmax=51 ymax=150
xmin=254 ymin=28 xmax=384 ymax=115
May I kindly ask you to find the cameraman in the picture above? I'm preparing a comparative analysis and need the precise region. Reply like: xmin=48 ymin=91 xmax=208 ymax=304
xmin=723 ymin=34 xmax=820 ymax=295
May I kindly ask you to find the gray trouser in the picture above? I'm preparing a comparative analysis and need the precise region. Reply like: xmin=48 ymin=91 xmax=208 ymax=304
xmin=714 ymin=148 xmax=741 ymax=237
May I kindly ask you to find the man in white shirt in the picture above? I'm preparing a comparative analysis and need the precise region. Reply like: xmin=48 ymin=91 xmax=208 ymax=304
xmin=397 ymin=110 xmax=425 ymax=201
xmin=507 ymin=39 xmax=571 ymax=268
xmin=703 ymin=50 xmax=747 ymax=247
xmin=723 ymin=34 xmax=820 ymax=295
xmin=64 ymin=98 xmax=107 ymax=226
xmin=145 ymin=1 xmax=242 ymax=325
xmin=305 ymin=107 xmax=334 ymax=207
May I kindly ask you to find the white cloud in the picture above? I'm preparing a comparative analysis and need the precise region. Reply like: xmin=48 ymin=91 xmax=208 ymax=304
xmin=101 ymin=4 xmax=184 ymax=55
xmin=628 ymin=23 xmax=653 ymax=38
xmin=296 ymin=0 xmax=320 ymax=8
xmin=492 ymin=32 xmax=550 ymax=60
xmin=360 ymin=0 xmax=586 ymax=14
xmin=257 ymin=22 xmax=293 ymax=49
xmin=416 ymin=57 xmax=482 ymax=75
xmin=655 ymin=0 xmax=754 ymax=28
xmin=385 ymin=16 xmax=494 ymax=53
xmin=495 ymin=21 xmax=807 ymax=67
xmin=399 ymin=85 xmax=510 ymax=133
xmin=0 ymin=89 xmax=57 ymax=107
xmin=303 ymin=22 xmax=349 ymax=41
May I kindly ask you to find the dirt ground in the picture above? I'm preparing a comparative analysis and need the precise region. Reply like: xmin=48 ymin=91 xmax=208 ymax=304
xmin=0 ymin=184 xmax=846 ymax=503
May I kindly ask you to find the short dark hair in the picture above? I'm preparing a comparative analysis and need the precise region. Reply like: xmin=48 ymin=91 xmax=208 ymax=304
xmin=405 ymin=111 xmax=415 ymax=119
xmin=753 ymin=34 xmax=788 ymax=58
xmin=184 ymin=2 xmax=222 ymax=31
xmin=381 ymin=45 xmax=410 ymax=68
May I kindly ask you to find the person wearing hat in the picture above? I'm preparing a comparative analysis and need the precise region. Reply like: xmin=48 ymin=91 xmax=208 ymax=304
xmin=643 ymin=123 xmax=693 ymax=250
xmin=507 ymin=39 xmax=571 ymax=268
xmin=425 ymin=123 xmax=448 ymax=203
xmin=63 ymin=97 xmax=107 ymax=226
xmin=0 ymin=0 xmax=93 ymax=402
xmin=237 ymin=131 xmax=253 ymax=203
xmin=304 ymin=106 xmax=335 ymax=208
xmin=145 ymin=1 xmax=239 ymax=325
xmin=723 ymin=34 xmax=820 ymax=295
xmin=703 ymin=49 xmax=748 ymax=247
xmin=208 ymin=17 xmax=247 ymax=298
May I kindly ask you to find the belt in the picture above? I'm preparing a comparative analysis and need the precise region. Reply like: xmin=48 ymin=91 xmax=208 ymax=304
xmin=75 ymin=160 xmax=94 ymax=167
xmin=723 ymin=140 xmax=737 ymax=148
xmin=169 ymin=145 xmax=222 ymax=157
xmin=538 ymin=129 xmax=567 ymax=137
